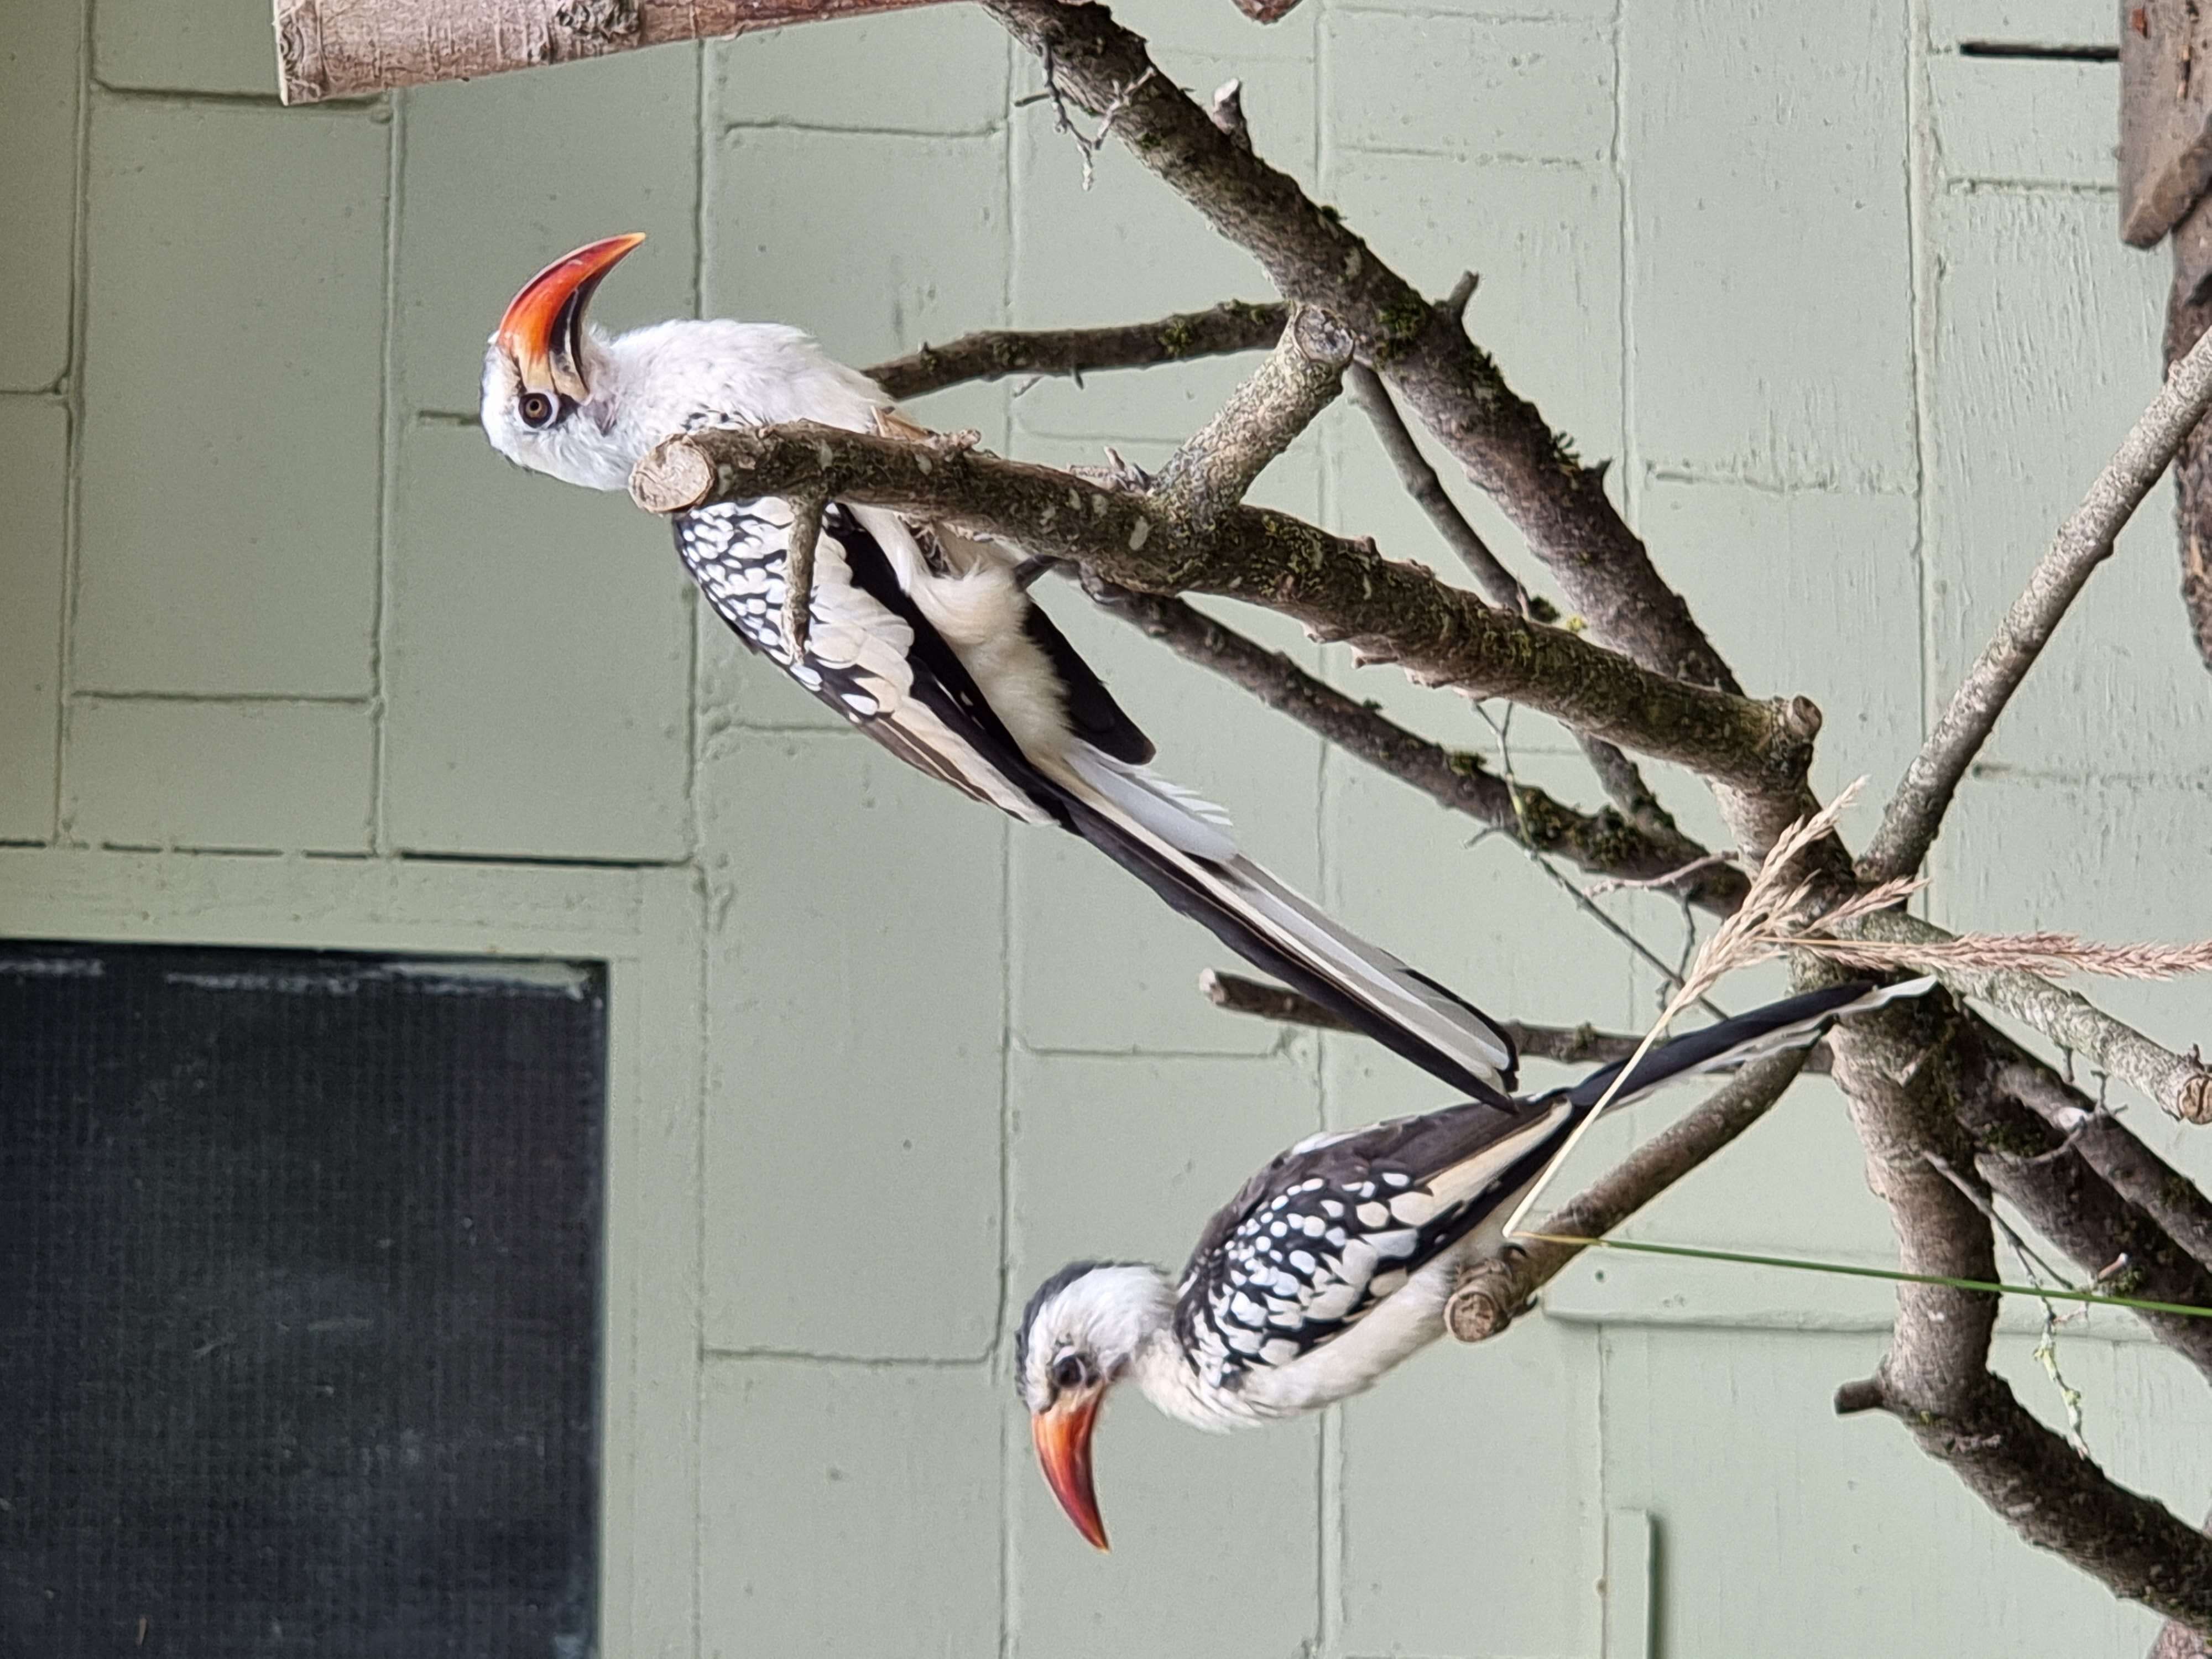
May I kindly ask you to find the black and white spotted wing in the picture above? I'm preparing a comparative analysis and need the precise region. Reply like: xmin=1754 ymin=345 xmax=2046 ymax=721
xmin=1173 ymin=1098 xmax=1575 ymax=1389
xmin=674 ymin=497 xmax=1066 ymax=826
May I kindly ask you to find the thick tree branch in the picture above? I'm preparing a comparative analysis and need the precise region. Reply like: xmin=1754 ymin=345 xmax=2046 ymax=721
xmin=1824 ymin=990 xmax=2212 ymax=1635
xmin=1838 ymin=908 xmax=2212 ymax=1125
xmin=273 ymin=0 xmax=958 ymax=104
xmin=1444 ymin=1052 xmax=1812 ymax=1341
xmin=2000 ymin=1061 xmax=2212 ymax=1271
xmin=863 ymin=300 xmax=1287 ymax=401
xmin=1088 ymin=583 xmax=1749 ymax=909
xmin=630 ymin=422 xmax=1823 ymax=795
xmin=982 ymin=0 xmax=1741 ymax=695
xmin=1149 ymin=310 xmax=1351 ymax=531
xmin=2167 ymin=273 xmax=2212 ymax=674
xmin=1863 ymin=323 xmax=2212 ymax=882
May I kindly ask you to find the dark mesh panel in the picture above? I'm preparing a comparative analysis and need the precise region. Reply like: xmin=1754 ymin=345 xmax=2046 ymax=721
xmin=0 ymin=941 xmax=605 ymax=1659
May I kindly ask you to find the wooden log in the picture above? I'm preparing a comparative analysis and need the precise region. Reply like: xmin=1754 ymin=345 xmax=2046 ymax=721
xmin=271 ymin=0 xmax=959 ymax=105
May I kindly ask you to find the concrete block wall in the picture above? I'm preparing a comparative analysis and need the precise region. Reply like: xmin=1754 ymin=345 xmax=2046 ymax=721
xmin=5 ymin=1 xmax=2210 ymax=1654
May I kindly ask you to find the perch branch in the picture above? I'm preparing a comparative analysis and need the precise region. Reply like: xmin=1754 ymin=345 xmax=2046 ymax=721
xmin=1863 ymin=322 xmax=2212 ymax=881
xmin=1087 ymin=584 xmax=1747 ymax=907
xmin=1148 ymin=310 xmax=1352 ymax=532
xmin=1200 ymin=967 xmax=1833 ymax=1073
xmin=273 ymin=0 xmax=958 ymax=104
xmin=982 ymin=0 xmax=1741 ymax=696
xmin=631 ymin=422 xmax=1822 ymax=795
xmin=863 ymin=300 xmax=1287 ymax=401
xmin=1444 ymin=1051 xmax=1812 ymax=1340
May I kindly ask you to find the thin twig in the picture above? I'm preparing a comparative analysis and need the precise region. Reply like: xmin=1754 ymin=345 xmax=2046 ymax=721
xmin=1344 ymin=363 xmax=1536 ymax=615
xmin=1476 ymin=705 xmax=1731 ymax=1018
xmin=1864 ymin=321 xmax=2212 ymax=882
xmin=863 ymin=300 xmax=1287 ymax=401
xmin=1585 ymin=853 xmax=1739 ymax=898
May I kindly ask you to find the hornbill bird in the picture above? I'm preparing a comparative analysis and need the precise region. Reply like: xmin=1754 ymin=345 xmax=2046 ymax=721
xmin=1016 ymin=975 xmax=1934 ymax=1550
xmin=482 ymin=234 xmax=1517 ymax=1098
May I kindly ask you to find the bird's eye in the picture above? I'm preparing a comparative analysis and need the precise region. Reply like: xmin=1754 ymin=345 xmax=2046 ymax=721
xmin=517 ymin=390 xmax=557 ymax=429
xmin=1051 ymin=1353 xmax=1093 ymax=1392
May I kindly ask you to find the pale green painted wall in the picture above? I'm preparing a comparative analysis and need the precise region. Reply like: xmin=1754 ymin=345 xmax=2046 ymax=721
xmin=4 ymin=0 xmax=2211 ymax=1653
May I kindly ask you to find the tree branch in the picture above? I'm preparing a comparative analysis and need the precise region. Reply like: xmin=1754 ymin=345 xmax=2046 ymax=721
xmin=1198 ymin=966 xmax=1800 ymax=1072
xmin=1837 ymin=907 xmax=2212 ymax=1125
xmin=1862 ymin=322 xmax=2212 ymax=882
xmin=982 ymin=0 xmax=1741 ymax=695
xmin=630 ymin=421 xmax=1823 ymax=795
xmin=2171 ymin=274 xmax=2212 ymax=675
xmin=273 ymin=0 xmax=959 ymax=104
xmin=1087 ymin=583 xmax=1750 ymax=909
xmin=1823 ymin=989 xmax=2212 ymax=1636
xmin=1945 ymin=1027 xmax=2212 ymax=1383
xmin=863 ymin=300 xmax=1288 ymax=401
xmin=2000 ymin=1060 xmax=2212 ymax=1271
xmin=1343 ymin=363 xmax=1533 ymax=615
xmin=1343 ymin=361 xmax=1690 ymax=844
xmin=1148 ymin=310 xmax=1351 ymax=531
xmin=1444 ymin=1052 xmax=1812 ymax=1340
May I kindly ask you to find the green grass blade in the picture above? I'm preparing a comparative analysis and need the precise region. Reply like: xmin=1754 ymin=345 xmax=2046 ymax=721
xmin=1519 ymin=1233 xmax=2212 ymax=1320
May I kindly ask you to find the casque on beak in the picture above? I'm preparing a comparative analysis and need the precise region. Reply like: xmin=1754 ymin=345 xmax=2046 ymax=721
xmin=495 ymin=233 xmax=646 ymax=404
xmin=1031 ymin=1395 xmax=1109 ymax=1551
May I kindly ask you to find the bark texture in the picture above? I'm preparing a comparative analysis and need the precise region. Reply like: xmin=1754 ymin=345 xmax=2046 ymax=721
xmin=864 ymin=301 xmax=1287 ymax=401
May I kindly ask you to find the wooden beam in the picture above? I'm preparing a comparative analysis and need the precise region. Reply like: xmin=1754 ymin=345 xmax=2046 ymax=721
xmin=271 ymin=0 xmax=961 ymax=105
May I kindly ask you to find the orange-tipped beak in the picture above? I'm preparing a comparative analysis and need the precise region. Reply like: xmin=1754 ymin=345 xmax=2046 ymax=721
xmin=495 ymin=233 xmax=646 ymax=403
xmin=1031 ymin=1397 xmax=1108 ymax=1551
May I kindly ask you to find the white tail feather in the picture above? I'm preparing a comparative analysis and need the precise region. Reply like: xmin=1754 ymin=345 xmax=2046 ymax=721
xmin=1055 ymin=754 xmax=1516 ymax=1091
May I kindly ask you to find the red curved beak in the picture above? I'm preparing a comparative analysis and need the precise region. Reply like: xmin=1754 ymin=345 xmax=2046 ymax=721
xmin=1031 ymin=1397 xmax=1109 ymax=1551
xmin=495 ymin=233 xmax=646 ymax=403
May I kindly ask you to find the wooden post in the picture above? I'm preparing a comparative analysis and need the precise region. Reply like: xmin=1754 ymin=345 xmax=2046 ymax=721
xmin=271 ymin=0 xmax=961 ymax=105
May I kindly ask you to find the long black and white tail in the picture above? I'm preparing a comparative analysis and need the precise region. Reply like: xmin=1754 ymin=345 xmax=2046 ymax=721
xmin=1050 ymin=750 xmax=1521 ymax=1099
xmin=1562 ymin=978 xmax=1937 ymax=1111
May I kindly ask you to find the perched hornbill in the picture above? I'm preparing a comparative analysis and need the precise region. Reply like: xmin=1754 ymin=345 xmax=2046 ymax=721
xmin=1015 ymin=976 xmax=1933 ymax=1550
xmin=482 ymin=234 xmax=1517 ymax=1098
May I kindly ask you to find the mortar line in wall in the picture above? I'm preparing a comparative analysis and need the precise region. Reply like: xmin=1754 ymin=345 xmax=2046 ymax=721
xmin=368 ymin=92 xmax=404 ymax=859
xmin=682 ymin=41 xmax=706 ymax=864
xmin=698 ymin=1347 xmax=994 ymax=1368
xmin=1906 ymin=0 xmax=1935 ymax=915
xmin=1314 ymin=21 xmax=1344 ymax=1650
xmin=50 ymin=0 xmax=94 ymax=847
xmin=1612 ymin=0 xmax=1637 ymax=527
xmin=685 ymin=858 xmax=710 ymax=1658
xmin=69 ymin=690 xmax=377 ymax=707
xmin=998 ymin=74 xmax=1018 ymax=1659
